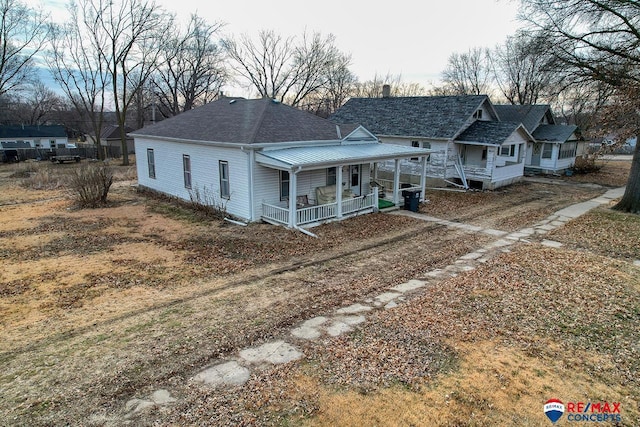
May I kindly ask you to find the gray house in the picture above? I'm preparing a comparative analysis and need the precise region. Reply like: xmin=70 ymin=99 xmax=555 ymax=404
xmin=493 ymin=104 xmax=582 ymax=174
xmin=331 ymin=95 xmax=533 ymax=190
xmin=131 ymin=97 xmax=430 ymax=229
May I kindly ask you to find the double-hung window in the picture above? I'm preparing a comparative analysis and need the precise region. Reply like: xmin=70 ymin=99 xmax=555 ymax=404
xmin=183 ymin=155 xmax=191 ymax=188
xmin=219 ymin=160 xmax=230 ymax=198
xmin=147 ymin=149 xmax=156 ymax=179
xmin=542 ymin=143 xmax=553 ymax=159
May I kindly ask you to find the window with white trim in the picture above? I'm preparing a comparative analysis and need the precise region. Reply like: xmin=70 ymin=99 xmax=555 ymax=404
xmin=219 ymin=160 xmax=230 ymax=198
xmin=147 ymin=148 xmax=156 ymax=179
xmin=500 ymin=145 xmax=516 ymax=157
xmin=183 ymin=154 xmax=191 ymax=188
xmin=411 ymin=141 xmax=420 ymax=161
xmin=280 ymin=170 xmax=289 ymax=200
xmin=542 ymin=143 xmax=553 ymax=159
xmin=558 ymin=142 xmax=577 ymax=159
xmin=327 ymin=167 xmax=336 ymax=186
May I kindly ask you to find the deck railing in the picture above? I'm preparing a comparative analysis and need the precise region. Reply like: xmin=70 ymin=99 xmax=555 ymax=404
xmin=262 ymin=191 xmax=377 ymax=227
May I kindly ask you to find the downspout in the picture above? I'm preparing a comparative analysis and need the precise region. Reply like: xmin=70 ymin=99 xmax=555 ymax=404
xmin=241 ymin=146 xmax=255 ymax=221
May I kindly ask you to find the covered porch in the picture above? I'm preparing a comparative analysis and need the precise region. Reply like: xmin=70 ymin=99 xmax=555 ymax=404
xmin=256 ymin=143 xmax=431 ymax=228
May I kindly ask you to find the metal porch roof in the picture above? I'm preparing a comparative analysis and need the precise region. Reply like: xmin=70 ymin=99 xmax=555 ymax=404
xmin=255 ymin=142 xmax=431 ymax=170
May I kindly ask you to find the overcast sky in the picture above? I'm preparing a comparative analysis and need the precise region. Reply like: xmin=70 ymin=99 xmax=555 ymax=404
xmin=40 ymin=0 xmax=523 ymax=97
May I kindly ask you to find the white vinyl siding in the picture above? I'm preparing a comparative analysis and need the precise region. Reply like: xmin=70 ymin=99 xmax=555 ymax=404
xmin=134 ymin=137 xmax=252 ymax=221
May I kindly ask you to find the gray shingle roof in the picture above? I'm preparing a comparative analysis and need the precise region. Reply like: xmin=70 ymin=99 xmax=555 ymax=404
xmin=455 ymin=121 xmax=526 ymax=145
xmin=493 ymin=104 xmax=554 ymax=132
xmin=330 ymin=95 xmax=490 ymax=139
xmin=130 ymin=98 xmax=343 ymax=144
xmin=532 ymin=124 xmax=578 ymax=143
xmin=0 ymin=125 xmax=67 ymax=139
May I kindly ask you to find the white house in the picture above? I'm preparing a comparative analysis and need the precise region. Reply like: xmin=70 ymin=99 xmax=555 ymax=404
xmin=494 ymin=104 xmax=582 ymax=174
xmin=131 ymin=97 xmax=430 ymax=230
xmin=0 ymin=125 xmax=69 ymax=149
xmin=330 ymin=94 xmax=533 ymax=190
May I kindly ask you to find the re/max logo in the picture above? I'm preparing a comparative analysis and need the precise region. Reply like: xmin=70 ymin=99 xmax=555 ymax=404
xmin=566 ymin=402 xmax=621 ymax=413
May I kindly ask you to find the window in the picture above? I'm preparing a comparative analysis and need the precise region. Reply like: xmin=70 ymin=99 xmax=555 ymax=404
xmin=351 ymin=165 xmax=360 ymax=187
xmin=49 ymin=140 xmax=55 ymax=148
xmin=147 ymin=149 xmax=156 ymax=179
xmin=542 ymin=143 xmax=553 ymax=159
xmin=327 ymin=167 xmax=336 ymax=186
xmin=183 ymin=155 xmax=191 ymax=188
xmin=500 ymin=145 xmax=515 ymax=157
xmin=559 ymin=142 xmax=577 ymax=159
xmin=219 ymin=160 xmax=230 ymax=198
xmin=411 ymin=141 xmax=420 ymax=161
xmin=481 ymin=147 xmax=487 ymax=160
xmin=473 ymin=109 xmax=483 ymax=119
xmin=280 ymin=170 xmax=289 ymax=200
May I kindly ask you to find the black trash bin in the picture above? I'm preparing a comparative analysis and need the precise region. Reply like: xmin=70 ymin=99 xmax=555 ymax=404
xmin=402 ymin=189 xmax=421 ymax=212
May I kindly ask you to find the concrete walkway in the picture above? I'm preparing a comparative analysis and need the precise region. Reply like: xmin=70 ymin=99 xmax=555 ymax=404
xmin=122 ymin=186 xmax=626 ymax=418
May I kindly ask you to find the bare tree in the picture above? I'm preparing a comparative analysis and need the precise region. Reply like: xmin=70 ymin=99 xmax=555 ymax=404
xmin=13 ymin=81 xmax=64 ymax=125
xmin=520 ymin=0 xmax=640 ymax=212
xmin=490 ymin=32 xmax=558 ymax=104
xmin=440 ymin=47 xmax=493 ymax=96
xmin=352 ymin=72 xmax=425 ymax=98
xmin=48 ymin=3 xmax=109 ymax=160
xmin=152 ymin=14 xmax=227 ymax=118
xmin=0 ymin=0 xmax=48 ymax=96
xmin=224 ymin=30 xmax=294 ymax=100
xmin=224 ymin=29 xmax=352 ymax=107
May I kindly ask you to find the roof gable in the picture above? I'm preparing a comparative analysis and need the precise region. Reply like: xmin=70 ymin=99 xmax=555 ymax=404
xmin=493 ymin=104 xmax=555 ymax=132
xmin=455 ymin=121 xmax=533 ymax=145
xmin=532 ymin=124 xmax=578 ymax=143
xmin=330 ymin=95 xmax=491 ymax=140
xmin=131 ymin=98 xmax=342 ymax=144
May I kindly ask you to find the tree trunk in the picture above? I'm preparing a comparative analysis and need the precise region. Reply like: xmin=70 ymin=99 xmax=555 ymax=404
xmin=613 ymin=138 xmax=640 ymax=213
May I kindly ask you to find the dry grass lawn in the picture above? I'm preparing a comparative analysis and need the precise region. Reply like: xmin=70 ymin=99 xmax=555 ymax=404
xmin=0 ymin=158 xmax=637 ymax=426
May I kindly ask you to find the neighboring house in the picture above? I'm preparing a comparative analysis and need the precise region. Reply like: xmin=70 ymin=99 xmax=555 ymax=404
xmin=0 ymin=125 xmax=70 ymax=162
xmin=87 ymin=124 xmax=135 ymax=154
xmin=330 ymin=94 xmax=533 ymax=190
xmin=493 ymin=104 xmax=582 ymax=174
xmin=0 ymin=125 xmax=69 ymax=149
xmin=131 ymin=97 xmax=430 ymax=229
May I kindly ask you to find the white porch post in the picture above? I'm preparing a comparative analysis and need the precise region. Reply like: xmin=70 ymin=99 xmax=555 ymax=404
xmin=288 ymin=170 xmax=297 ymax=228
xmin=420 ymin=155 xmax=427 ymax=202
xmin=336 ymin=165 xmax=343 ymax=218
xmin=393 ymin=158 xmax=400 ymax=205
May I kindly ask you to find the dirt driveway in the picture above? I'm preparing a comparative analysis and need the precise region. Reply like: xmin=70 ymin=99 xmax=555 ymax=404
xmin=0 ymin=160 xmax=631 ymax=425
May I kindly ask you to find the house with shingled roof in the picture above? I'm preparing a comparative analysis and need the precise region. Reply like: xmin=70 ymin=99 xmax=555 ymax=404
xmin=130 ymin=97 xmax=430 ymax=230
xmin=493 ymin=104 xmax=583 ymax=174
xmin=330 ymin=95 xmax=534 ymax=190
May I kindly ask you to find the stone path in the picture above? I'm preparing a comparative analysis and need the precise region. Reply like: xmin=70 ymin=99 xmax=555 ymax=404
xmin=123 ymin=186 xmax=627 ymax=418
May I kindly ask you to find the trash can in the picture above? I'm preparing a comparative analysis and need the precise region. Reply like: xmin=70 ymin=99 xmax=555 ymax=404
xmin=402 ymin=189 xmax=421 ymax=212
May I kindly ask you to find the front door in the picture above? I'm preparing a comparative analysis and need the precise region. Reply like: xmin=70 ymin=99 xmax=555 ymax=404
xmin=349 ymin=164 xmax=361 ymax=196
xmin=531 ymin=143 xmax=542 ymax=166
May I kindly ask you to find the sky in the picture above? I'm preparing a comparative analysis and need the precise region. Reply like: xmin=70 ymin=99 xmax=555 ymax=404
xmin=39 ymin=0 xmax=523 ymax=97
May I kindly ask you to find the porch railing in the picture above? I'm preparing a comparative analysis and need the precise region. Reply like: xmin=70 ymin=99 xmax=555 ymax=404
xmin=262 ymin=191 xmax=377 ymax=227
xmin=297 ymin=202 xmax=337 ymax=225
xmin=262 ymin=203 xmax=289 ymax=225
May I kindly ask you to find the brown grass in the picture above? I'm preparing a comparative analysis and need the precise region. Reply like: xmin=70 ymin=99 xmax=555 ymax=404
xmin=1 ymin=159 xmax=637 ymax=426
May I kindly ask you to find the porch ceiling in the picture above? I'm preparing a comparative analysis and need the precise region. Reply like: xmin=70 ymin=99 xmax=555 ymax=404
xmin=255 ymin=142 xmax=431 ymax=171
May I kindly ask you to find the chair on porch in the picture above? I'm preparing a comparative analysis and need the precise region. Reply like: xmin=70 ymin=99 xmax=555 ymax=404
xmin=296 ymin=195 xmax=310 ymax=208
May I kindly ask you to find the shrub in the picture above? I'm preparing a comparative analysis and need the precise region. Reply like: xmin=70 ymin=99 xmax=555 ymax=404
xmin=67 ymin=163 xmax=114 ymax=207
xmin=572 ymin=156 xmax=602 ymax=174
xmin=188 ymin=185 xmax=228 ymax=220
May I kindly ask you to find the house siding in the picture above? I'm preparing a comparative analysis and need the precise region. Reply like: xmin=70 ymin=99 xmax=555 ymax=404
xmin=135 ymin=138 xmax=251 ymax=221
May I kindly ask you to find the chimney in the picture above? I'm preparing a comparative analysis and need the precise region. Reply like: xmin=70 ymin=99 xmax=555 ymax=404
xmin=382 ymin=84 xmax=391 ymax=98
